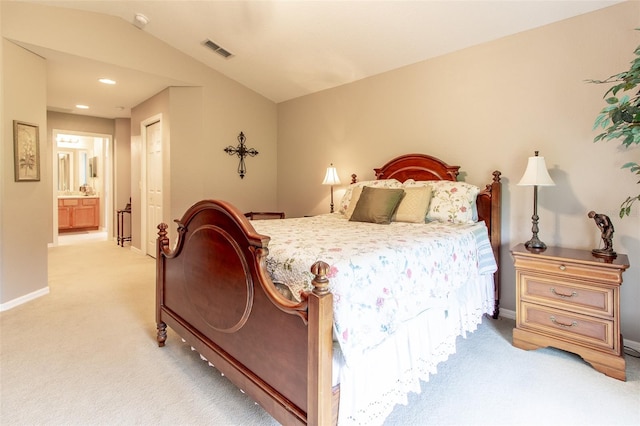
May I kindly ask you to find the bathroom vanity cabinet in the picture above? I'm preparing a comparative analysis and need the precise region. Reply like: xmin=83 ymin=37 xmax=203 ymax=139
xmin=58 ymin=196 xmax=100 ymax=231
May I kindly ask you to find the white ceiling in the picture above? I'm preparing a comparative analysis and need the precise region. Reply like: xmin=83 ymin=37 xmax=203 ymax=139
xmin=14 ymin=0 xmax=623 ymax=119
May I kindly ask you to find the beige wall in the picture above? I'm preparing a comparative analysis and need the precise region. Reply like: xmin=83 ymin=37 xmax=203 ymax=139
xmin=130 ymin=88 xmax=170 ymax=250
xmin=277 ymin=2 xmax=640 ymax=341
xmin=114 ymin=117 xmax=132 ymax=220
xmin=48 ymin=112 xmax=115 ymax=138
xmin=1 ymin=1 xmax=638 ymax=343
xmin=1 ymin=40 xmax=49 ymax=305
xmin=2 ymin=1 xmax=278 ymax=254
xmin=131 ymin=83 xmax=278 ymax=251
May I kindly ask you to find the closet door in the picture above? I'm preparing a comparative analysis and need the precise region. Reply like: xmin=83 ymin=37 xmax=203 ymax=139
xmin=145 ymin=120 xmax=162 ymax=257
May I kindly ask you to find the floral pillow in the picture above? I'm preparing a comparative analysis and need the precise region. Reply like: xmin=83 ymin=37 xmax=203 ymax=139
xmin=344 ymin=186 xmax=364 ymax=219
xmin=337 ymin=179 xmax=402 ymax=215
xmin=402 ymin=179 xmax=428 ymax=187
xmin=424 ymin=181 xmax=480 ymax=224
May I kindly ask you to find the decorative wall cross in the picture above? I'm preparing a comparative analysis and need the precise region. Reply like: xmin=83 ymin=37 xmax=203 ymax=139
xmin=224 ymin=132 xmax=259 ymax=179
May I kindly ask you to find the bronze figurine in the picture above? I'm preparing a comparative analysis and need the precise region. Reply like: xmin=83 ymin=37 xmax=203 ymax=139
xmin=588 ymin=211 xmax=616 ymax=259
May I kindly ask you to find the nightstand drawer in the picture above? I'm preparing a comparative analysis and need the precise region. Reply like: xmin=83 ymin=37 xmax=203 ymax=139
xmin=519 ymin=273 xmax=614 ymax=317
xmin=520 ymin=302 xmax=615 ymax=351
xmin=513 ymin=257 xmax=625 ymax=285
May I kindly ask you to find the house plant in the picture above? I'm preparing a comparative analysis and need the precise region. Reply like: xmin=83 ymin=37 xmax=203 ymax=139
xmin=590 ymin=37 xmax=640 ymax=218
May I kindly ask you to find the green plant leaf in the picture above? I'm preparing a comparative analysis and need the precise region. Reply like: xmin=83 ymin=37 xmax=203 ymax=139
xmin=612 ymin=110 xmax=623 ymax=123
xmin=593 ymin=115 xmax=607 ymax=130
xmin=590 ymin=30 xmax=640 ymax=217
xmin=622 ymin=111 xmax=634 ymax=122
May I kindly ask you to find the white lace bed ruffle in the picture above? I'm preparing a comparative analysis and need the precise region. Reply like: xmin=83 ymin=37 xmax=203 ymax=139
xmin=334 ymin=273 xmax=495 ymax=425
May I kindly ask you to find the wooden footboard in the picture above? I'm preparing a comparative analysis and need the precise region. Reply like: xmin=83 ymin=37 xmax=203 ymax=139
xmin=156 ymin=200 xmax=335 ymax=425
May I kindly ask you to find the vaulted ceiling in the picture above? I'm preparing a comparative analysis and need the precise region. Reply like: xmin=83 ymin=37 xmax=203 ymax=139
xmin=13 ymin=0 xmax=623 ymax=118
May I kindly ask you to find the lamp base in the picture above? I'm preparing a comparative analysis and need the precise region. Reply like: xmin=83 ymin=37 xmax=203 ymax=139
xmin=524 ymin=237 xmax=547 ymax=252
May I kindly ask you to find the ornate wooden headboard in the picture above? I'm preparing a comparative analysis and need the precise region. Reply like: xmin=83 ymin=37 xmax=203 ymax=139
xmin=373 ymin=153 xmax=502 ymax=318
xmin=374 ymin=153 xmax=461 ymax=182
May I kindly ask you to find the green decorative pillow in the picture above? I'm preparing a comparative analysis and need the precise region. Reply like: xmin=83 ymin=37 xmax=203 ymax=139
xmin=394 ymin=186 xmax=432 ymax=223
xmin=337 ymin=179 xmax=402 ymax=215
xmin=349 ymin=187 xmax=405 ymax=224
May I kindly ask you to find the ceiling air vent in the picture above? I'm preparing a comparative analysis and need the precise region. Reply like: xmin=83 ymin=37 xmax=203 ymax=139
xmin=204 ymin=39 xmax=234 ymax=59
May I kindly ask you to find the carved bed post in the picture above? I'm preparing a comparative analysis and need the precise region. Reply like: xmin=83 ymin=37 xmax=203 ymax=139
xmin=156 ymin=223 xmax=169 ymax=347
xmin=488 ymin=171 xmax=502 ymax=319
xmin=307 ymin=261 xmax=334 ymax=426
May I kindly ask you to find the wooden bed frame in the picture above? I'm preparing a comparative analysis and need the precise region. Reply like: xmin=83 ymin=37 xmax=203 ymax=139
xmin=156 ymin=153 xmax=502 ymax=425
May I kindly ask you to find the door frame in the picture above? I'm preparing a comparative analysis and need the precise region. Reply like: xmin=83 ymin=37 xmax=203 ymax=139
xmin=140 ymin=114 xmax=163 ymax=257
xmin=51 ymin=129 xmax=113 ymax=247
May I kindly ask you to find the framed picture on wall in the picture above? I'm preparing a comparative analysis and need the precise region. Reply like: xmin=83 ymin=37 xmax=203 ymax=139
xmin=13 ymin=120 xmax=40 ymax=182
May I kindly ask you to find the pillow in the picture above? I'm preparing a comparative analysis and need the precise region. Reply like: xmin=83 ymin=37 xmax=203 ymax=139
xmin=426 ymin=181 xmax=479 ymax=224
xmin=403 ymin=179 xmax=479 ymax=222
xmin=344 ymin=186 xmax=364 ymax=219
xmin=349 ymin=187 xmax=405 ymax=224
xmin=337 ymin=179 xmax=402 ymax=215
xmin=394 ymin=186 xmax=433 ymax=223
xmin=402 ymin=179 xmax=430 ymax=188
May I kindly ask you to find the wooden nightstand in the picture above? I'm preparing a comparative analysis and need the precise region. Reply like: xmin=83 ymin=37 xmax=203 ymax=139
xmin=511 ymin=244 xmax=630 ymax=381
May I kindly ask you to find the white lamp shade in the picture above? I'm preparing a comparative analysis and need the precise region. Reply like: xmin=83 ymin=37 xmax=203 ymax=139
xmin=322 ymin=165 xmax=341 ymax=185
xmin=517 ymin=155 xmax=555 ymax=186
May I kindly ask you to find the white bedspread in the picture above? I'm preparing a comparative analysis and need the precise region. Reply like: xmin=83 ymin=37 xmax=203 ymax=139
xmin=251 ymin=214 xmax=497 ymax=365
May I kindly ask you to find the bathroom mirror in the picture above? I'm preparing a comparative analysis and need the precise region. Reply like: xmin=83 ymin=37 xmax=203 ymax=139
xmin=57 ymin=150 xmax=90 ymax=192
xmin=79 ymin=151 xmax=88 ymax=185
xmin=57 ymin=151 xmax=73 ymax=191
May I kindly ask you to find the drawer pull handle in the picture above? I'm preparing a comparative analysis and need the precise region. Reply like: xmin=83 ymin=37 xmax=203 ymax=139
xmin=558 ymin=265 xmax=566 ymax=271
xmin=550 ymin=316 xmax=578 ymax=328
xmin=550 ymin=288 xmax=577 ymax=298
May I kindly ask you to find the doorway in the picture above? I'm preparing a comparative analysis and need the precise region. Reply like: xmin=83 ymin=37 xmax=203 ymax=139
xmin=52 ymin=129 xmax=113 ymax=246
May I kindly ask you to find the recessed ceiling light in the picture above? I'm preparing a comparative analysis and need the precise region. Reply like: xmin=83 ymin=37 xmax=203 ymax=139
xmin=99 ymin=78 xmax=116 ymax=85
xmin=75 ymin=105 xmax=89 ymax=109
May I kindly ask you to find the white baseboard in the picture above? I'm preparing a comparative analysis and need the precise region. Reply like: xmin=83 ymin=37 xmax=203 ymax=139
xmin=499 ymin=308 xmax=515 ymax=320
xmin=0 ymin=287 xmax=50 ymax=311
xmin=497 ymin=308 xmax=640 ymax=354
xmin=626 ymin=339 xmax=640 ymax=353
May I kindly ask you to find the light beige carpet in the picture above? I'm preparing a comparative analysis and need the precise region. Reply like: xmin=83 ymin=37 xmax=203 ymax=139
xmin=0 ymin=239 xmax=638 ymax=425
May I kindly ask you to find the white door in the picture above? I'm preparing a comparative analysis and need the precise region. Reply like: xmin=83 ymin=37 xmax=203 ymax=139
xmin=146 ymin=120 xmax=162 ymax=257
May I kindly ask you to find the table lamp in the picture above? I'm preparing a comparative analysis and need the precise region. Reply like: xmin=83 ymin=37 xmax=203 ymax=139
xmin=518 ymin=151 xmax=555 ymax=251
xmin=322 ymin=164 xmax=341 ymax=213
